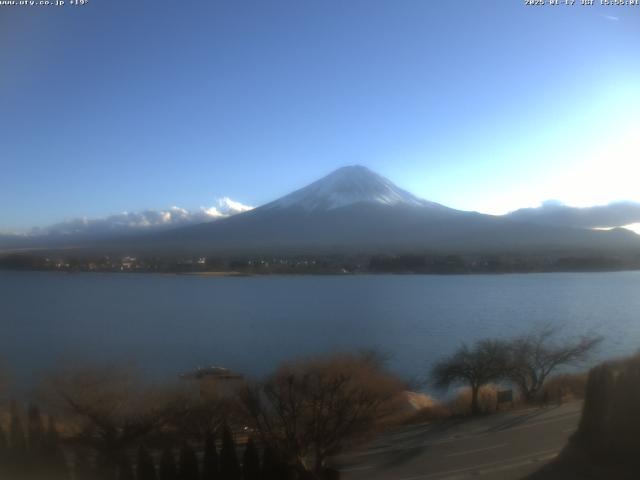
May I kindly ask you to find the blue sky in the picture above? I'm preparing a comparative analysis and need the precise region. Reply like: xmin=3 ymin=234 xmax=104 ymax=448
xmin=1 ymin=0 xmax=639 ymax=231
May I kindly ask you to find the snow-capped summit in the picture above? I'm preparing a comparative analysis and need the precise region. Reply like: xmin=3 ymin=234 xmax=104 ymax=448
xmin=263 ymin=165 xmax=441 ymax=212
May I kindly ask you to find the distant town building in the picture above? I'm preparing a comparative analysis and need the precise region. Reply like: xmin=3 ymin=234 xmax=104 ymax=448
xmin=180 ymin=366 xmax=243 ymax=381
xmin=180 ymin=365 xmax=245 ymax=398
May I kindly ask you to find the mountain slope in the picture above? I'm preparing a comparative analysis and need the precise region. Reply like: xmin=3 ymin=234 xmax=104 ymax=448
xmin=123 ymin=166 xmax=640 ymax=255
xmin=4 ymin=166 xmax=639 ymax=256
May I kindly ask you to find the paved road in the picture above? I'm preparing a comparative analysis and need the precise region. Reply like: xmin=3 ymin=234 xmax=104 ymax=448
xmin=334 ymin=401 xmax=582 ymax=480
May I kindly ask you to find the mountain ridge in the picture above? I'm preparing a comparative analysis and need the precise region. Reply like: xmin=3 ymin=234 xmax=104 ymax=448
xmin=2 ymin=166 xmax=639 ymax=256
xmin=122 ymin=167 xmax=639 ymax=256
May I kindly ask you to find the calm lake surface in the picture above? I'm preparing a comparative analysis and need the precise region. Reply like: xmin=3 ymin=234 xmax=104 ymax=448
xmin=2 ymin=270 xmax=640 ymax=389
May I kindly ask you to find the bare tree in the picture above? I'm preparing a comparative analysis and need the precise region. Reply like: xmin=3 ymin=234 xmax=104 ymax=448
xmin=165 ymin=383 xmax=228 ymax=443
xmin=431 ymin=339 xmax=508 ymax=415
xmin=240 ymin=352 xmax=403 ymax=476
xmin=505 ymin=326 xmax=602 ymax=403
xmin=50 ymin=366 xmax=183 ymax=477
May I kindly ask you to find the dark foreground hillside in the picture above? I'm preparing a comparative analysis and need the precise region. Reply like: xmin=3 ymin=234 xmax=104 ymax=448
xmin=530 ymin=353 xmax=640 ymax=479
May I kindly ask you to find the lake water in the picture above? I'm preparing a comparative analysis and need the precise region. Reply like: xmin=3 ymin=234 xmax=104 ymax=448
xmin=2 ymin=270 xmax=640 ymax=390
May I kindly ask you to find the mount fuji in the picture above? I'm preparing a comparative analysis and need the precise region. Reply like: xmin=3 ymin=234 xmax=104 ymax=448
xmin=125 ymin=165 xmax=639 ymax=255
xmin=3 ymin=165 xmax=638 ymax=256
xmin=261 ymin=165 xmax=440 ymax=212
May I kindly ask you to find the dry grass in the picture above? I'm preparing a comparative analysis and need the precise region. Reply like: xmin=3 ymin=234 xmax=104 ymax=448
xmin=403 ymin=385 xmax=505 ymax=424
xmin=447 ymin=384 xmax=500 ymax=416
xmin=402 ymin=403 xmax=452 ymax=424
xmin=541 ymin=372 xmax=588 ymax=402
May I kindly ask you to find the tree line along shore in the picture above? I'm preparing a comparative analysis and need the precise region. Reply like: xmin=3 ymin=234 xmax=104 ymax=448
xmin=2 ymin=251 xmax=640 ymax=275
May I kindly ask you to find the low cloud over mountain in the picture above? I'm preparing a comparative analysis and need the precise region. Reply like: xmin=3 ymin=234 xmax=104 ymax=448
xmin=29 ymin=197 xmax=253 ymax=237
xmin=506 ymin=201 xmax=640 ymax=230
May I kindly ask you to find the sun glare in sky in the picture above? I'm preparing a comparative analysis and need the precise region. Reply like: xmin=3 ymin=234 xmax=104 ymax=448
xmin=443 ymin=88 xmax=640 ymax=216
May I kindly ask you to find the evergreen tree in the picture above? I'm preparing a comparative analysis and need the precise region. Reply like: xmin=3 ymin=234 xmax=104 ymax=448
xmin=261 ymin=446 xmax=288 ymax=480
xmin=27 ymin=404 xmax=46 ymax=454
xmin=45 ymin=416 xmax=68 ymax=475
xmin=95 ymin=451 xmax=118 ymax=480
xmin=8 ymin=400 xmax=28 ymax=476
xmin=159 ymin=448 xmax=179 ymax=480
xmin=0 ymin=424 xmax=8 ymax=479
xmin=45 ymin=415 xmax=60 ymax=448
xmin=27 ymin=405 xmax=46 ymax=478
xmin=178 ymin=443 xmax=199 ymax=480
xmin=219 ymin=426 xmax=240 ymax=480
xmin=74 ymin=452 xmax=96 ymax=480
xmin=136 ymin=445 xmax=158 ymax=480
xmin=0 ymin=424 xmax=6 ymax=452
xmin=117 ymin=454 xmax=135 ymax=480
xmin=242 ymin=438 xmax=260 ymax=480
xmin=44 ymin=416 xmax=70 ymax=480
xmin=320 ymin=468 xmax=340 ymax=480
xmin=9 ymin=401 xmax=27 ymax=452
xmin=202 ymin=432 xmax=219 ymax=480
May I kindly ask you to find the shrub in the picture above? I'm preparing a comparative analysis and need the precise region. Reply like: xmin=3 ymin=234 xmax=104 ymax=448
xmin=541 ymin=373 xmax=588 ymax=402
xmin=241 ymin=352 xmax=404 ymax=474
xmin=448 ymin=385 xmax=500 ymax=416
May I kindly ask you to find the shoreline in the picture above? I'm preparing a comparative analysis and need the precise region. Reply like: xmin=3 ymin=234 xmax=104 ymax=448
xmin=2 ymin=268 xmax=640 ymax=277
xmin=181 ymin=270 xmax=252 ymax=277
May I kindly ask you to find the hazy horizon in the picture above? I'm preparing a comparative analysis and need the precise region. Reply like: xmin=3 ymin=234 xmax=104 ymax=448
xmin=4 ymin=165 xmax=640 ymax=237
